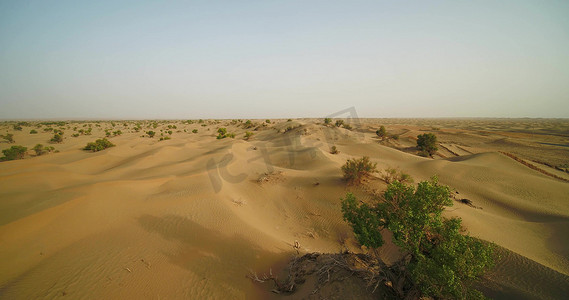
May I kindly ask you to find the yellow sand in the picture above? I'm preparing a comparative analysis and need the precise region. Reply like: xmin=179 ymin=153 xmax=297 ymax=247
xmin=1 ymin=119 xmax=568 ymax=299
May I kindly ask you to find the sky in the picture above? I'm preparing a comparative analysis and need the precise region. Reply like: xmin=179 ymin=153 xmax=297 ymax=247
xmin=1 ymin=0 xmax=568 ymax=119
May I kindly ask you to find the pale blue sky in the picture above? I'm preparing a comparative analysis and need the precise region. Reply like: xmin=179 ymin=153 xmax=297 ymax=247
xmin=1 ymin=0 xmax=568 ymax=119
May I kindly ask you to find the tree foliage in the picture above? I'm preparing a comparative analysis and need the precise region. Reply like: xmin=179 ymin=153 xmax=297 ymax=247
xmin=341 ymin=178 xmax=496 ymax=299
xmin=341 ymin=156 xmax=377 ymax=184
xmin=341 ymin=192 xmax=385 ymax=248
xmin=417 ymin=133 xmax=438 ymax=156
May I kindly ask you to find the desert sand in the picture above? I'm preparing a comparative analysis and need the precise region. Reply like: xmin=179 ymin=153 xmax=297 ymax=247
xmin=1 ymin=118 xmax=568 ymax=299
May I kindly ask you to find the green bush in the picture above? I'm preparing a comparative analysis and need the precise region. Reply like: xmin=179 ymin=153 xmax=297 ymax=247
xmin=417 ymin=133 xmax=438 ymax=156
xmin=376 ymin=126 xmax=386 ymax=138
xmin=335 ymin=120 xmax=344 ymax=127
xmin=341 ymin=178 xmax=496 ymax=299
xmin=266 ymin=119 xmax=271 ymax=124
xmin=32 ymin=144 xmax=55 ymax=156
xmin=83 ymin=138 xmax=115 ymax=152
xmin=2 ymin=145 xmax=27 ymax=160
xmin=341 ymin=156 xmax=377 ymax=184
xmin=50 ymin=133 xmax=63 ymax=143
xmin=192 ymin=129 xmax=198 ymax=134
xmin=1 ymin=133 xmax=14 ymax=143
xmin=217 ymin=128 xmax=227 ymax=139
xmin=13 ymin=125 xmax=23 ymax=131
xmin=244 ymin=120 xmax=254 ymax=128
xmin=324 ymin=118 xmax=332 ymax=125
xmin=33 ymin=144 xmax=46 ymax=156
xmin=244 ymin=131 xmax=254 ymax=140
xmin=30 ymin=129 xmax=38 ymax=134
xmin=159 ymin=136 xmax=171 ymax=141
xmin=146 ymin=131 xmax=156 ymax=138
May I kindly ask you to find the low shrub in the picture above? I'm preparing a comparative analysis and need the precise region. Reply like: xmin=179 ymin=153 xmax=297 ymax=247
xmin=381 ymin=167 xmax=413 ymax=184
xmin=217 ymin=128 xmax=227 ymax=139
xmin=244 ymin=131 xmax=254 ymax=140
xmin=330 ymin=145 xmax=339 ymax=154
xmin=83 ymin=138 xmax=115 ymax=152
xmin=2 ymin=145 xmax=27 ymax=160
xmin=341 ymin=156 xmax=377 ymax=184
xmin=50 ymin=133 xmax=63 ymax=143
xmin=33 ymin=144 xmax=56 ymax=156
xmin=30 ymin=129 xmax=38 ymax=134
xmin=192 ymin=129 xmax=198 ymax=133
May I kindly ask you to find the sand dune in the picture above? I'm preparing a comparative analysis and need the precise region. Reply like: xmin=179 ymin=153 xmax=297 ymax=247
xmin=1 ymin=119 xmax=568 ymax=299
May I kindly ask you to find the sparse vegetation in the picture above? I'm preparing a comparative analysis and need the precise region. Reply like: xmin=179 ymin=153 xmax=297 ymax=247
xmin=30 ymin=129 xmax=38 ymax=134
xmin=324 ymin=118 xmax=332 ymax=125
xmin=192 ymin=129 xmax=198 ymax=134
xmin=1 ymin=133 xmax=15 ymax=143
xmin=146 ymin=131 xmax=156 ymax=138
xmin=244 ymin=131 xmax=254 ymax=140
xmin=341 ymin=156 xmax=377 ymax=184
xmin=266 ymin=119 xmax=271 ymax=124
xmin=83 ymin=138 xmax=115 ymax=152
xmin=335 ymin=120 xmax=344 ymax=127
xmin=1 ymin=145 xmax=27 ymax=161
xmin=381 ymin=167 xmax=413 ymax=184
xmin=159 ymin=136 xmax=171 ymax=141
xmin=341 ymin=178 xmax=496 ymax=299
xmin=244 ymin=120 xmax=254 ymax=128
xmin=417 ymin=133 xmax=438 ymax=156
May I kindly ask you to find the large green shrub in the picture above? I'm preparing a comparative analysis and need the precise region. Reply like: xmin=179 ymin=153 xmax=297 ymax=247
xmin=417 ymin=133 xmax=438 ymax=156
xmin=83 ymin=138 xmax=115 ymax=152
xmin=341 ymin=178 xmax=496 ymax=299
